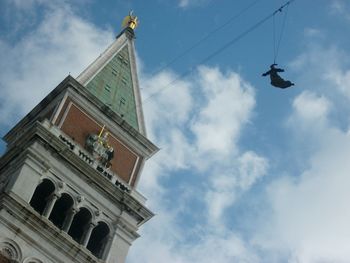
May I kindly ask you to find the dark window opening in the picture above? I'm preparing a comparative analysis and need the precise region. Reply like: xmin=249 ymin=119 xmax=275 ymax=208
xmin=105 ymin=85 xmax=111 ymax=92
xmin=29 ymin=179 xmax=55 ymax=215
xmin=121 ymin=77 xmax=127 ymax=84
xmin=49 ymin=193 xmax=73 ymax=229
xmin=87 ymin=222 xmax=110 ymax=259
xmin=118 ymin=97 xmax=126 ymax=113
xmin=112 ymin=69 xmax=118 ymax=76
xmin=68 ymin=207 xmax=91 ymax=244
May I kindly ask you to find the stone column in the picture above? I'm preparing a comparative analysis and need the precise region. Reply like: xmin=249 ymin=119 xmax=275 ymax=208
xmin=82 ymin=222 xmax=96 ymax=247
xmin=62 ymin=208 xmax=77 ymax=232
xmin=42 ymin=194 xmax=59 ymax=218
xmin=101 ymin=234 xmax=114 ymax=260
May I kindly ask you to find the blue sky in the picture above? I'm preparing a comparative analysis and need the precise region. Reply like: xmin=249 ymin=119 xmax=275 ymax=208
xmin=1 ymin=0 xmax=350 ymax=262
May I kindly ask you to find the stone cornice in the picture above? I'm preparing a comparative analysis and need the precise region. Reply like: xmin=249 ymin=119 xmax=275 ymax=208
xmin=3 ymin=76 xmax=159 ymax=159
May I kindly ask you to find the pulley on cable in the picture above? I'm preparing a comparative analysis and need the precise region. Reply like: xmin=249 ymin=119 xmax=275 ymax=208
xmin=262 ymin=0 xmax=295 ymax=89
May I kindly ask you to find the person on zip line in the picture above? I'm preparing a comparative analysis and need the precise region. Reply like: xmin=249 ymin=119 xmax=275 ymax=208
xmin=262 ymin=64 xmax=294 ymax=89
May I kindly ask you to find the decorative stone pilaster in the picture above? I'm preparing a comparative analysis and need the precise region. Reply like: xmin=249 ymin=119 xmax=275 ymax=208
xmin=101 ymin=235 xmax=114 ymax=260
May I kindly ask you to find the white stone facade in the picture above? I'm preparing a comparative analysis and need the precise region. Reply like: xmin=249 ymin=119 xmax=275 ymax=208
xmin=0 ymin=123 xmax=144 ymax=262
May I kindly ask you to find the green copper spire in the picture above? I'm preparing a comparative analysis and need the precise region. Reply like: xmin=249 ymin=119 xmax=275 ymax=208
xmin=76 ymin=13 xmax=146 ymax=134
xmin=85 ymin=46 xmax=139 ymax=130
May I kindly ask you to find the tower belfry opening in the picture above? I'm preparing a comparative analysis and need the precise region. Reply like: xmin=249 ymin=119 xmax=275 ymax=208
xmin=29 ymin=179 xmax=56 ymax=215
xmin=87 ymin=222 xmax=110 ymax=258
xmin=0 ymin=12 xmax=158 ymax=263
xmin=68 ymin=207 xmax=92 ymax=244
xmin=49 ymin=193 xmax=74 ymax=229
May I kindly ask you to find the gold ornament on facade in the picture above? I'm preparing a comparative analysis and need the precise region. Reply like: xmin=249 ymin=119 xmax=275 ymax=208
xmin=85 ymin=125 xmax=115 ymax=168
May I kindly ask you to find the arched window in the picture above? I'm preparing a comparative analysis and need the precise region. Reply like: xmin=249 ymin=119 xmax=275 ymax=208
xmin=87 ymin=222 xmax=110 ymax=258
xmin=49 ymin=193 xmax=73 ymax=229
xmin=0 ymin=238 xmax=22 ymax=262
xmin=29 ymin=179 xmax=55 ymax=215
xmin=68 ymin=207 xmax=91 ymax=244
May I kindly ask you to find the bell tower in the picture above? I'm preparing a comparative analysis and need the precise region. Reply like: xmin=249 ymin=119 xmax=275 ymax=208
xmin=0 ymin=12 xmax=158 ymax=263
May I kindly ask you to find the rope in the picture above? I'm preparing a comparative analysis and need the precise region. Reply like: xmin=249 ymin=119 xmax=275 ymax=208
xmin=273 ymin=14 xmax=276 ymax=63
xmin=273 ymin=0 xmax=293 ymax=63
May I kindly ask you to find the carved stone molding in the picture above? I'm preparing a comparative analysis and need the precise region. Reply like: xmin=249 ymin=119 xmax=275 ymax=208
xmin=77 ymin=195 xmax=84 ymax=203
xmin=23 ymin=257 xmax=44 ymax=263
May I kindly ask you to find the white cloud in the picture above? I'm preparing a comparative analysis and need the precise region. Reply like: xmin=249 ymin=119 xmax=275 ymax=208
xmin=205 ymin=174 xmax=237 ymax=225
xmin=134 ymin=63 xmax=268 ymax=262
xmin=237 ymin=151 xmax=269 ymax=190
xmin=261 ymin=128 xmax=350 ymax=262
xmin=140 ymin=65 xmax=259 ymax=175
xmin=139 ymin=71 xmax=195 ymax=195
xmin=140 ymin=64 xmax=255 ymax=176
xmin=290 ymin=44 xmax=350 ymax=99
xmin=8 ymin=0 xmax=88 ymax=9
xmin=0 ymin=1 xmax=113 ymax=126
xmin=186 ymin=232 xmax=259 ymax=263
xmin=254 ymin=42 xmax=350 ymax=262
xmin=191 ymin=66 xmax=255 ymax=157
xmin=178 ymin=0 xmax=190 ymax=8
xmin=129 ymin=209 xmax=260 ymax=263
xmin=303 ymin=28 xmax=324 ymax=38
xmin=141 ymin=70 xmax=193 ymax=141
xmin=289 ymin=43 xmax=350 ymax=136
xmin=205 ymin=151 xmax=268 ymax=226
xmin=330 ymin=0 xmax=350 ymax=20
xmin=325 ymin=67 xmax=350 ymax=99
xmin=291 ymin=91 xmax=331 ymax=124
xmin=178 ymin=0 xmax=210 ymax=9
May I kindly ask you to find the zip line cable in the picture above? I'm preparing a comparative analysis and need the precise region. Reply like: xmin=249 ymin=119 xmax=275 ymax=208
xmin=273 ymin=2 xmax=290 ymax=63
xmin=147 ymin=0 xmax=262 ymax=78
xmin=121 ymin=0 xmax=295 ymax=122
xmin=273 ymin=14 xmax=276 ymax=63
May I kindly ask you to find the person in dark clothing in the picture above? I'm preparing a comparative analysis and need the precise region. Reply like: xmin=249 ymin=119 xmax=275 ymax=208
xmin=262 ymin=64 xmax=294 ymax=89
